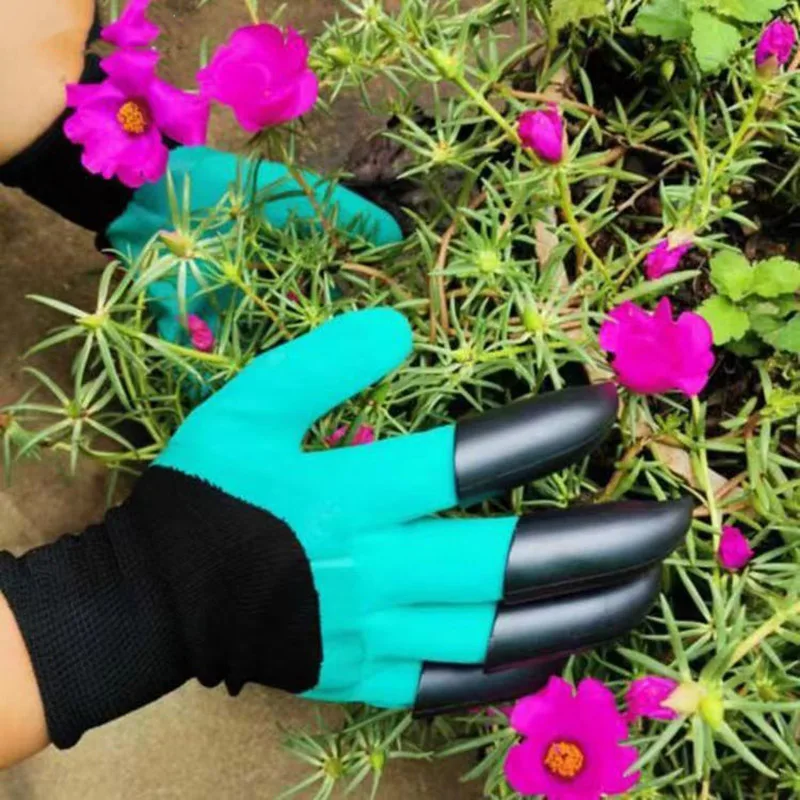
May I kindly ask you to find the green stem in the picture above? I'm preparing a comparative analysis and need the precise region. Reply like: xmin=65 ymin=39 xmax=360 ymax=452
xmin=113 ymin=322 xmax=232 ymax=367
xmin=555 ymin=170 xmax=610 ymax=282
xmin=728 ymin=599 xmax=800 ymax=669
xmin=692 ymin=396 xmax=721 ymax=532
xmin=451 ymin=74 xmax=520 ymax=144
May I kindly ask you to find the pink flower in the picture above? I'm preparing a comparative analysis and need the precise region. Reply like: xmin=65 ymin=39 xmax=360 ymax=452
xmin=327 ymin=424 xmax=375 ymax=447
xmin=197 ymin=24 xmax=318 ymax=133
xmin=64 ymin=50 xmax=210 ymax=188
xmin=756 ymin=20 xmax=797 ymax=67
xmin=718 ymin=526 xmax=754 ymax=571
xmin=518 ymin=105 xmax=565 ymax=164
xmin=645 ymin=239 xmax=693 ymax=280
xmin=101 ymin=0 xmax=160 ymax=48
xmin=598 ymin=298 xmax=715 ymax=397
xmin=505 ymin=677 xmax=639 ymax=800
xmin=625 ymin=677 xmax=679 ymax=722
xmin=187 ymin=314 xmax=215 ymax=352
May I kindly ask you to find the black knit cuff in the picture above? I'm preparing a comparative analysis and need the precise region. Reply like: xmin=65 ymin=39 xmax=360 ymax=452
xmin=0 ymin=466 xmax=321 ymax=749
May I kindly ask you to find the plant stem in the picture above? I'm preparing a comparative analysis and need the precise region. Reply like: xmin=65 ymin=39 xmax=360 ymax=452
xmin=555 ymin=170 xmax=610 ymax=282
xmin=728 ymin=599 xmax=800 ymax=668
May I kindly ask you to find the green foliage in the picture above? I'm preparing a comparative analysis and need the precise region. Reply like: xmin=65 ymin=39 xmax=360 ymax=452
xmin=5 ymin=0 xmax=800 ymax=797
xmin=549 ymin=0 xmax=607 ymax=31
xmin=699 ymin=251 xmax=800 ymax=353
xmin=635 ymin=0 xmax=790 ymax=72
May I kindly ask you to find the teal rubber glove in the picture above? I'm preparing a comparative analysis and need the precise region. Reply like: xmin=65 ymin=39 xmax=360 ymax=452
xmin=105 ymin=146 xmax=403 ymax=346
xmin=153 ymin=307 xmax=691 ymax=712
xmin=0 ymin=307 xmax=693 ymax=750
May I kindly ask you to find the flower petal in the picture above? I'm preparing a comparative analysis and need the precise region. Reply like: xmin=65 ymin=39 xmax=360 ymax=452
xmin=510 ymin=676 xmax=573 ymax=735
xmin=148 ymin=78 xmax=210 ymax=145
xmin=504 ymin=741 xmax=555 ymax=797
xmin=114 ymin=130 xmax=170 ymax=188
xmin=101 ymin=48 xmax=160 ymax=96
xmin=101 ymin=0 xmax=160 ymax=47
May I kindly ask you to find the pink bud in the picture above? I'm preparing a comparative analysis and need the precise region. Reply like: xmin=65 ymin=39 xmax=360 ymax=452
xmin=187 ymin=314 xmax=215 ymax=352
xmin=755 ymin=20 xmax=797 ymax=69
xmin=718 ymin=525 xmax=754 ymax=571
xmin=625 ymin=676 xmax=679 ymax=722
xmin=644 ymin=239 xmax=693 ymax=280
xmin=327 ymin=424 xmax=375 ymax=447
xmin=518 ymin=105 xmax=565 ymax=164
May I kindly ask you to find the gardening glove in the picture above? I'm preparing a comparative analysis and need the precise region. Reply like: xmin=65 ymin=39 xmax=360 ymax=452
xmin=0 ymin=308 xmax=692 ymax=749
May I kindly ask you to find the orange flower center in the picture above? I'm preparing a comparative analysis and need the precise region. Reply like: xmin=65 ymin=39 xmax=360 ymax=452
xmin=543 ymin=740 xmax=585 ymax=780
xmin=117 ymin=100 xmax=150 ymax=135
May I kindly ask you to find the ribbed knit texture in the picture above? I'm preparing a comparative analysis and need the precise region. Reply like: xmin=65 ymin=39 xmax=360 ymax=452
xmin=0 ymin=466 xmax=321 ymax=749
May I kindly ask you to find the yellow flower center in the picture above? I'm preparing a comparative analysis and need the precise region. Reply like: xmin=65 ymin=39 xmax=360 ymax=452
xmin=543 ymin=740 xmax=585 ymax=780
xmin=117 ymin=100 xmax=150 ymax=135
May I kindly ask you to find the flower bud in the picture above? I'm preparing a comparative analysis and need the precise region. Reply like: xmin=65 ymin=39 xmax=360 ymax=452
xmin=518 ymin=105 xmax=565 ymax=164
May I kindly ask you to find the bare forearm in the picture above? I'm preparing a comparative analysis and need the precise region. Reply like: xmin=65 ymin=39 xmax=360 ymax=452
xmin=0 ymin=592 xmax=48 ymax=769
xmin=0 ymin=0 xmax=94 ymax=165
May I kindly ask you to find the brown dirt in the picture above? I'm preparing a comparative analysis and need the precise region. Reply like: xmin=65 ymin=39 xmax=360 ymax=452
xmin=0 ymin=2 xmax=479 ymax=798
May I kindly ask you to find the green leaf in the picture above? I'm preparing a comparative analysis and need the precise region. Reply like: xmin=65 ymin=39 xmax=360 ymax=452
xmin=635 ymin=0 xmax=693 ymax=40
xmin=703 ymin=0 xmax=785 ymax=24
xmin=764 ymin=314 xmax=800 ymax=353
xmin=698 ymin=296 xmax=751 ymax=344
xmin=709 ymin=250 xmax=754 ymax=301
xmin=752 ymin=256 xmax=800 ymax=298
xmin=550 ymin=0 xmax=607 ymax=31
xmin=691 ymin=11 xmax=741 ymax=73
xmin=749 ymin=307 xmax=783 ymax=337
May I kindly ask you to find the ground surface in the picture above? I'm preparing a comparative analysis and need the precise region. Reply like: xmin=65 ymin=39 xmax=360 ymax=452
xmin=0 ymin=1 xmax=479 ymax=797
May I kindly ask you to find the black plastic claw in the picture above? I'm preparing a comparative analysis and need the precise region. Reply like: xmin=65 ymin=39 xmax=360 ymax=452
xmin=454 ymin=383 xmax=618 ymax=502
xmin=413 ymin=658 xmax=566 ymax=717
xmin=503 ymin=498 xmax=692 ymax=604
xmin=486 ymin=567 xmax=661 ymax=670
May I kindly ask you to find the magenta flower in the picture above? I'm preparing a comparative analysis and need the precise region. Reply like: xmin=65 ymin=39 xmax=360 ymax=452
xmin=598 ymin=298 xmax=715 ymax=397
xmin=64 ymin=50 xmax=210 ymax=188
xmin=327 ymin=424 xmax=375 ymax=447
xmin=505 ymin=677 xmax=639 ymax=800
xmin=756 ymin=20 xmax=797 ymax=68
xmin=625 ymin=677 xmax=679 ymax=722
xmin=518 ymin=105 xmax=565 ymax=164
xmin=197 ymin=24 xmax=318 ymax=133
xmin=187 ymin=314 xmax=215 ymax=352
xmin=645 ymin=239 xmax=693 ymax=280
xmin=718 ymin=526 xmax=754 ymax=571
xmin=101 ymin=0 xmax=160 ymax=48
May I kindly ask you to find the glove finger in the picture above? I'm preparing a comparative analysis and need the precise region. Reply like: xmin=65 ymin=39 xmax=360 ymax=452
xmin=364 ymin=568 xmax=660 ymax=665
xmin=359 ymin=499 xmax=689 ymax=607
xmin=321 ymin=383 xmax=618 ymax=529
xmin=413 ymin=658 xmax=567 ymax=717
xmin=306 ymin=658 xmax=565 ymax=712
xmin=485 ymin=567 xmax=661 ymax=670
xmin=204 ymin=308 xmax=412 ymax=441
xmin=254 ymin=163 xmax=404 ymax=246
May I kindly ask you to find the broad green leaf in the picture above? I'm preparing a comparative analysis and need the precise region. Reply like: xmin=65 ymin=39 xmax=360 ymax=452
xmin=752 ymin=256 xmax=800 ymax=298
xmin=749 ymin=304 xmax=784 ymax=337
xmin=698 ymin=296 xmax=750 ymax=344
xmin=691 ymin=11 xmax=741 ymax=73
xmin=709 ymin=250 xmax=754 ymax=301
xmin=635 ymin=0 xmax=692 ymax=40
xmin=550 ymin=0 xmax=607 ymax=31
xmin=764 ymin=314 xmax=800 ymax=353
xmin=703 ymin=0 xmax=785 ymax=23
